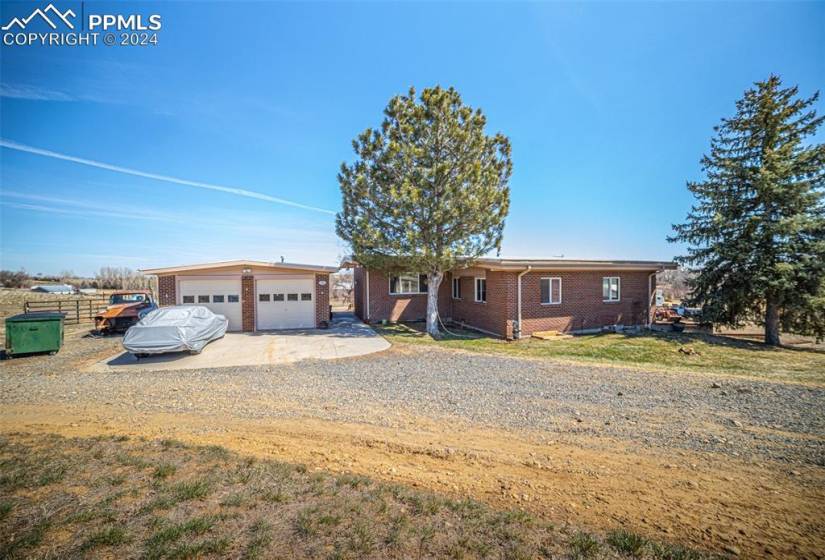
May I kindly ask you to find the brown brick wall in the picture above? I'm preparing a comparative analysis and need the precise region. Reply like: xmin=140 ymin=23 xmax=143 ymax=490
xmin=353 ymin=266 xmax=656 ymax=338
xmin=158 ymin=275 xmax=176 ymax=306
xmin=518 ymin=270 xmax=653 ymax=335
xmin=361 ymin=268 xmax=451 ymax=323
xmin=241 ymin=275 xmax=255 ymax=332
xmin=353 ymin=266 xmax=365 ymax=321
xmin=315 ymin=273 xmax=331 ymax=327
xmin=450 ymin=271 xmax=516 ymax=338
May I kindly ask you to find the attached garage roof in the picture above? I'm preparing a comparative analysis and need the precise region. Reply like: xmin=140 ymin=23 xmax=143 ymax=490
xmin=141 ymin=260 xmax=338 ymax=275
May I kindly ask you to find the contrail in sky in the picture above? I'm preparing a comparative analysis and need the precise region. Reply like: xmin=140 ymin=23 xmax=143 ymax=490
xmin=0 ymin=138 xmax=336 ymax=215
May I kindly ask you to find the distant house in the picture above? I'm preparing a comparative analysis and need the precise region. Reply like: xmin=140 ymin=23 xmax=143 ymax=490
xmin=347 ymin=258 xmax=677 ymax=339
xmin=30 ymin=284 xmax=75 ymax=294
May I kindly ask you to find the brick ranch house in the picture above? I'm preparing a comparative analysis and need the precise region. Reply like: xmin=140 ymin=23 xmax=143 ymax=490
xmin=348 ymin=258 xmax=677 ymax=339
xmin=141 ymin=260 xmax=337 ymax=332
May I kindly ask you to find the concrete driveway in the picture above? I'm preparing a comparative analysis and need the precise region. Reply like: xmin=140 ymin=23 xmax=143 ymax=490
xmin=91 ymin=313 xmax=389 ymax=372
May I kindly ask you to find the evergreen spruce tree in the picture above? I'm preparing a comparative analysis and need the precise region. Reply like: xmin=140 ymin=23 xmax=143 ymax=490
xmin=336 ymin=86 xmax=512 ymax=336
xmin=670 ymin=76 xmax=825 ymax=345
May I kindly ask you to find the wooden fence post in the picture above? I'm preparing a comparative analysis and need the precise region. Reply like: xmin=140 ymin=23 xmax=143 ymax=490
xmin=20 ymin=297 xmax=109 ymax=324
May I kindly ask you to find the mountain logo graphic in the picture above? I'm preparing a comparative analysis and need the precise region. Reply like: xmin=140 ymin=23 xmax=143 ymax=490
xmin=2 ymin=3 xmax=76 ymax=31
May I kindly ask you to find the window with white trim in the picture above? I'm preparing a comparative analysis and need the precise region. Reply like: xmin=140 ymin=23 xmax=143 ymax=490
xmin=540 ymin=277 xmax=562 ymax=305
xmin=389 ymin=274 xmax=428 ymax=295
xmin=474 ymin=278 xmax=487 ymax=303
xmin=182 ymin=295 xmax=194 ymax=304
xmin=452 ymin=277 xmax=462 ymax=299
xmin=602 ymin=276 xmax=620 ymax=302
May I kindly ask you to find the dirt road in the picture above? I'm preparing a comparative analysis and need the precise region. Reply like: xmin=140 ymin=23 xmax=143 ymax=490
xmin=2 ymin=334 xmax=824 ymax=558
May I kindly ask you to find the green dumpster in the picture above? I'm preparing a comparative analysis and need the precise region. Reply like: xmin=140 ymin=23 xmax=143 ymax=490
xmin=4 ymin=312 xmax=65 ymax=357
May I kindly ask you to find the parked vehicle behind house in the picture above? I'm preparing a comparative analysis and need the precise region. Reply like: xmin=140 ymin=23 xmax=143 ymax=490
xmin=122 ymin=306 xmax=228 ymax=357
xmin=682 ymin=306 xmax=703 ymax=319
xmin=94 ymin=290 xmax=157 ymax=334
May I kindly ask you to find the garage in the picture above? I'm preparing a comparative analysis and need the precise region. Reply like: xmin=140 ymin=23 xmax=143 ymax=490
xmin=256 ymin=277 xmax=315 ymax=330
xmin=179 ymin=278 xmax=243 ymax=331
xmin=141 ymin=260 xmax=336 ymax=333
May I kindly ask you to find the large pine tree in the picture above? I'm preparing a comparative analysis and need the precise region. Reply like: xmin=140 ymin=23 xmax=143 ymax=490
xmin=670 ymin=76 xmax=825 ymax=345
xmin=336 ymin=86 xmax=512 ymax=336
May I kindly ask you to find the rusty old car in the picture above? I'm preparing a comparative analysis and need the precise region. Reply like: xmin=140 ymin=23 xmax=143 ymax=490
xmin=94 ymin=290 xmax=157 ymax=334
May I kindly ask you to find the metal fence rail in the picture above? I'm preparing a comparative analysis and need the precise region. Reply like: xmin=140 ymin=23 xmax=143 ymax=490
xmin=23 ymin=298 xmax=109 ymax=324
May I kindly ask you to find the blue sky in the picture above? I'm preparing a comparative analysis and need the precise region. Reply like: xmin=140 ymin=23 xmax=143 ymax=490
xmin=1 ymin=1 xmax=823 ymax=276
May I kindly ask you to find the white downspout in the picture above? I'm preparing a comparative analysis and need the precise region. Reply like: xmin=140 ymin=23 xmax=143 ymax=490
xmin=516 ymin=266 xmax=532 ymax=339
xmin=647 ymin=271 xmax=656 ymax=329
xmin=365 ymin=268 xmax=370 ymax=322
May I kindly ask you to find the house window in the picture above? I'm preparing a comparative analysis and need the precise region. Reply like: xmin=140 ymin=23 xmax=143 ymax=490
xmin=541 ymin=277 xmax=562 ymax=305
xmin=227 ymin=295 xmax=239 ymax=303
xmin=197 ymin=295 xmax=209 ymax=303
xmin=474 ymin=278 xmax=487 ymax=303
xmin=452 ymin=277 xmax=462 ymax=299
xmin=287 ymin=293 xmax=298 ymax=301
xmin=301 ymin=293 xmax=312 ymax=301
xmin=212 ymin=295 xmax=225 ymax=303
xmin=603 ymin=277 xmax=621 ymax=302
xmin=182 ymin=295 xmax=194 ymax=304
xmin=389 ymin=274 xmax=428 ymax=295
xmin=273 ymin=293 xmax=284 ymax=301
xmin=259 ymin=293 xmax=270 ymax=302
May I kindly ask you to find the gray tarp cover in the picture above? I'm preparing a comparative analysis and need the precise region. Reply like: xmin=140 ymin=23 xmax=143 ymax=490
xmin=122 ymin=306 xmax=228 ymax=354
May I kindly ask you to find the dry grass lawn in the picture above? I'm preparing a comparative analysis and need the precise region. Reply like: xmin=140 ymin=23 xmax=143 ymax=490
xmin=377 ymin=323 xmax=825 ymax=385
xmin=0 ymin=288 xmax=110 ymax=340
xmin=0 ymin=433 xmax=714 ymax=560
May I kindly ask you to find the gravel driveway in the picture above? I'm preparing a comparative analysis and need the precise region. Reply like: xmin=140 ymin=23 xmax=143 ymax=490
xmin=2 ymin=335 xmax=824 ymax=466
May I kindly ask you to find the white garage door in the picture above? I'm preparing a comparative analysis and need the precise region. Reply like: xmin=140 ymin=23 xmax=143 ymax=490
xmin=179 ymin=279 xmax=243 ymax=331
xmin=256 ymin=277 xmax=315 ymax=330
